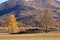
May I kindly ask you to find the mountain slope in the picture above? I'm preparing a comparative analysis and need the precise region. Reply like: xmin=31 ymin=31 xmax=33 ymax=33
xmin=56 ymin=1 xmax=60 ymax=5
xmin=0 ymin=0 xmax=60 ymax=27
xmin=24 ymin=0 xmax=60 ymax=9
xmin=0 ymin=0 xmax=60 ymax=10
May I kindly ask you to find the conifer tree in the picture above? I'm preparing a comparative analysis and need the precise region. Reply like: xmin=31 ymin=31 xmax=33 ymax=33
xmin=7 ymin=15 xmax=19 ymax=33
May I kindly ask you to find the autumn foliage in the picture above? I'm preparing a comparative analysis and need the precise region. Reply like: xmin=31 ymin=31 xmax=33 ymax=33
xmin=7 ymin=15 xmax=19 ymax=33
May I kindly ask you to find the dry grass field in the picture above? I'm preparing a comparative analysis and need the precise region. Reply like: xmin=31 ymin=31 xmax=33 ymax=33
xmin=0 ymin=32 xmax=60 ymax=40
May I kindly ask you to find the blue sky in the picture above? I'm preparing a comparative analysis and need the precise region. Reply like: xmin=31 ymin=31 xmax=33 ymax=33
xmin=58 ymin=0 xmax=60 ymax=1
xmin=0 ymin=0 xmax=8 ymax=3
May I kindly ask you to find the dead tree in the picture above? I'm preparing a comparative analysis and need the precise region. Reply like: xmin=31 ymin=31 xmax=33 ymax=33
xmin=43 ymin=8 xmax=55 ymax=32
xmin=38 ymin=8 xmax=55 ymax=32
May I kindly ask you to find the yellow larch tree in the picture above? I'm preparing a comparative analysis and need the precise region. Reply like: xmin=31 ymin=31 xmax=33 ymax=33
xmin=7 ymin=14 xmax=19 ymax=33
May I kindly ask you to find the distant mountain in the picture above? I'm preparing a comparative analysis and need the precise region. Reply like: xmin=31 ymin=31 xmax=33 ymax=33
xmin=0 ymin=0 xmax=60 ymax=10
xmin=24 ymin=0 xmax=60 ymax=9
xmin=56 ymin=1 xmax=60 ymax=5
xmin=0 ymin=0 xmax=60 ymax=26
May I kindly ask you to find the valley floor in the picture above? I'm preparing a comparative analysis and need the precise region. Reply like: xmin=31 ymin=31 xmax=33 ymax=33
xmin=0 ymin=32 xmax=60 ymax=40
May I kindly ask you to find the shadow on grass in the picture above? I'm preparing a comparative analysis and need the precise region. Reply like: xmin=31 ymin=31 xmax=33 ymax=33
xmin=10 ymin=29 xmax=43 ymax=34
xmin=10 ymin=29 xmax=57 ymax=35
